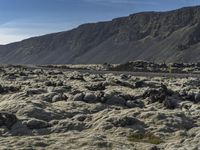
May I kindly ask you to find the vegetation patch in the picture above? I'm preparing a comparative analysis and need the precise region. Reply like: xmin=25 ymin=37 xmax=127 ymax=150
xmin=128 ymin=132 xmax=164 ymax=145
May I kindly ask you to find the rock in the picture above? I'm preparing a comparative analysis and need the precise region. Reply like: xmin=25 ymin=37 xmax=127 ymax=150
xmin=0 ymin=85 xmax=19 ymax=94
xmin=148 ymin=146 xmax=160 ymax=150
xmin=0 ymin=112 xmax=17 ymax=129
xmin=126 ymin=100 xmax=142 ymax=108
xmin=184 ymin=91 xmax=196 ymax=101
xmin=120 ymin=74 xmax=129 ymax=80
xmin=69 ymin=73 xmax=85 ymax=81
xmin=103 ymin=91 xmax=115 ymax=100
xmin=157 ymin=113 xmax=195 ymax=131
xmin=143 ymin=89 xmax=165 ymax=103
xmin=135 ymin=80 xmax=145 ymax=88
xmin=70 ymin=89 xmax=82 ymax=95
xmin=163 ymin=98 xmax=178 ymax=109
xmin=106 ymin=95 xmax=126 ymax=106
xmin=52 ymin=94 xmax=68 ymax=102
xmin=48 ymin=70 xmax=63 ymax=75
xmin=107 ymin=116 xmax=143 ymax=127
xmin=44 ymin=81 xmax=57 ymax=87
xmin=17 ymin=106 xmax=57 ymax=122
xmin=85 ymin=82 xmax=106 ymax=91
xmin=180 ymin=101 xmax=193 ymax=111
xmin=47 ymin=86 xmax=71 ymax=93
xmin=84 ymin=93 xmax=97 ymax=103
xmin=52 ymin=95 xmax=62 ymax=102
xmin=73 ymin=93 xmax=84 ymax=101
xmin=115 ymin=80 xmax=135 ymax=89
xmin=26 ymin=119 xmax=49 ymax=129
xmin=45 ymin=80 xmax=64 ymax=87
xmin=11 ymin=121 xmax=31 ymax=136
xmin=4 ymin=73 xmax=17 ymax=80
xmin=96 ymin=91 xmax=107 ymax=103
xmin=0 ymin=126 xmax=9 ymax=135
xmin=179 ymin=90 xmax=187 ymax=98
xmin=0 ymin=85 xmax=7 ymax=93
xmin=194 ymin=93 xmax=200 ymax=103
xmin=119 ymin=93 xmax=133 ymax=101
xmin=42 ymin=92 xmax=57 ymax=102
xmin=57 ymin=81 xmax=64 ymax=86
xmin=143 ymin=84 xmax=173 ymax=103
xmin=26 ymin=88 xmax=47 ymax=96
xmin=73 ymin=114 xmax=88 ymax=122
xmin=89 ymin=74 xmax=103 ymax=80
xmin=182 ymin=91 xmax=200 ymax=103
xmin=186 ymin=78 xmax=200 ymax=87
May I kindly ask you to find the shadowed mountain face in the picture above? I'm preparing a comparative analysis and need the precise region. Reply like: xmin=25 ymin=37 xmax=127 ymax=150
xmin=1 ymin=6 xmax=200 ymax=64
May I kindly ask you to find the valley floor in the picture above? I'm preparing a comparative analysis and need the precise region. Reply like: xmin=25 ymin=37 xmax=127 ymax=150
xmin=0 ymin=66 xmax=199 ymax=150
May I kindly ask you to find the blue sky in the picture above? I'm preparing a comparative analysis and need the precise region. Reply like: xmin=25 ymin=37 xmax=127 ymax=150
xmin=0 ymin=0 xmax=200 ymax=44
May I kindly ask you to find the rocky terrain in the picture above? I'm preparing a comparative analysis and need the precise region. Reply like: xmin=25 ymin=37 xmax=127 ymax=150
xmin=1 ymin=6 xmax=200 ymax=64
xmin=110 ymin=61 xmax=200 ymax=74
xmin=0 ymin=65 xmax=199 ymax=149
xmin=39 ymin=61 xmax=200 ymax=74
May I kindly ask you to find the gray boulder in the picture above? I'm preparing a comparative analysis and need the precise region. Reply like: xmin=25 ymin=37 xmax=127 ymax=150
xmin=52 ymin=94 xmax=68 ymax=102
xmin=26 ymin=88 xmax=47 ymax=96
xmin=73 ymin=93 xmax=84 ymax=101
xmin=163 ymin=98 xmax=178 ymax=109
xmin=195 ymin=92 xmax=200 ymax=103
xmin=0 ymin=112 xmax=17 ymax=129
xmin=106 ymin=95 xmax=126 ymax=106
xmin=42 ymin=92 xmax=57 ymax=102
xmin=26 ymin=119 xmax=49 ymax=129
xmin=84 ymin=93 xmax=97 ymax=103
xmin=126 ymin=100 xmax=139 ymax=108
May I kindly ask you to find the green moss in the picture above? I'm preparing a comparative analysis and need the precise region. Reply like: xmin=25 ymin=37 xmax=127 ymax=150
xmin=128 ymin=133 xmax=163 ymax=145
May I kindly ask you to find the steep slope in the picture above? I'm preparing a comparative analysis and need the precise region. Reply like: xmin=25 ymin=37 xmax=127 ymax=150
xmin=1 ymin=6 xmax=200 ymax=64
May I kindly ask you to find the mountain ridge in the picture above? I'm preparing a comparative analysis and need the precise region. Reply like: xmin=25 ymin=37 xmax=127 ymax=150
xmin=1 ymin=5 xmax=200 ymax=64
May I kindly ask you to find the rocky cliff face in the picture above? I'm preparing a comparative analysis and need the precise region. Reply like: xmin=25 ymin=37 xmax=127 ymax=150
xmin=1 ymin=6 xmax=200 ymax=64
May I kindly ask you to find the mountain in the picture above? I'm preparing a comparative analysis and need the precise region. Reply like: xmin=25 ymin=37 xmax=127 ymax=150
xmin=1 ymin=6 xmax=200 ymax=64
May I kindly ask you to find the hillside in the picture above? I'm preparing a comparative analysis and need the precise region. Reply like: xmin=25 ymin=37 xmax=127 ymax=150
xmin=1 ymin=6 xmax=200 ymax=64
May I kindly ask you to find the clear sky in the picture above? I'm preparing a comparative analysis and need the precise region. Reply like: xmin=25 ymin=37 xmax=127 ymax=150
xmin=0 ymin=0 xmax=200 ymax=44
